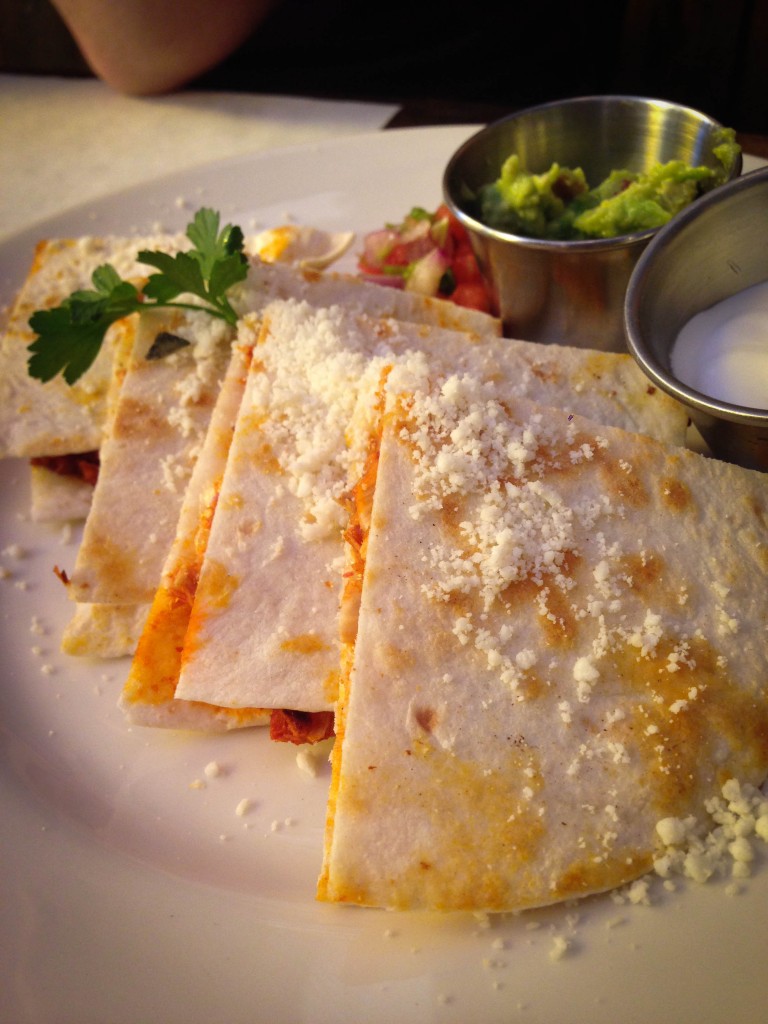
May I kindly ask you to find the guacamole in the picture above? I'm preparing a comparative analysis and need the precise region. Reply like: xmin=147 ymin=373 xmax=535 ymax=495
xmin=478 ymin=128 xmax=740 ymax=240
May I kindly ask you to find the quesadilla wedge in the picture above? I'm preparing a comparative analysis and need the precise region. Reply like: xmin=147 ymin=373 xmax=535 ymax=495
xmin=118 ymin=336 xmax=270 ymax=730
xmin=61 ymin=603 xmax=151 ymax=659
xmin=0 ymin=233 xmax=188 ymax=460
xmin=65 ymin=306 xmax=235 ymax=606
xmin=173 ymin=298 xmax=688 ymax=723
xmin=317 ymin=366 xmax=768 ymax=912
xmin=236 ymin=258 xmax=502 ymax=338
xmin=29 ymin=461 xmax=97 ymax=523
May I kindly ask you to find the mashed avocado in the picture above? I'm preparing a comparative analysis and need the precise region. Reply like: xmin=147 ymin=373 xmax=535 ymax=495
xmin=478 ymin=128 xmax=740 ymax=240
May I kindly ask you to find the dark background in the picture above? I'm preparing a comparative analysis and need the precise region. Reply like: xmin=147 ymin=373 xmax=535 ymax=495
xmin=1 ymin=0 xmax=767 ymax=134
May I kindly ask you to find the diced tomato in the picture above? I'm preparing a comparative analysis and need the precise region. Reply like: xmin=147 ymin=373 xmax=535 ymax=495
xmin=451 ymin=244 xmax=482 ymax=284
xmin=385 ymin=242 xmax=412 ymax=267
xmin=359 ymin=203 xmax=492 ymax=313
xmin=358 ymin=256 xmax=384 ymax=277
xmin=450 ymin=280 xmax=492 ymax=313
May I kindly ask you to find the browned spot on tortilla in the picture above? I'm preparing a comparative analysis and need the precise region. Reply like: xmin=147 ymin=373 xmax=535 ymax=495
xmin=554 ymin=849 xmax=653 ymax=901
xmin=620 ymin=551 xmax=664 ymax=596
xmin=323 ymin=668 xmax=341 ymax=703
xmin=197 ymin=558 xmax=238 ymax=610
xmin=234 ymin=411 xmax=284 ymax=474
xmin=748 ymin=494 xmax=767 ymax=530
xmin=280 ymin=633 xmax=329 ymax=655
xmin=300 ymin=267 xmax=323 ymax=284
xmin=517 ymin=671 xmax=546 ymax=702
xmin=538 ymin=584 xmax=578 ymax=646
xmin=181 ymin=558 xmax=239 ymax=663
xmin=113 ymin=396 xmax=174 ymax=441
xmin=608 ymin=634 xmax=768 ymax=818
xmin=599 ymin=456 xmax=650 ymax=508
xmin=72 ymin=532 xmax=136 ymax=597
xmin=529 ymin=360 xmax=563 ymax=385
xmin=414 ymin=706 xmax=438 ymax=733
xmin=660 ymin=475 xmax=693 ymax=512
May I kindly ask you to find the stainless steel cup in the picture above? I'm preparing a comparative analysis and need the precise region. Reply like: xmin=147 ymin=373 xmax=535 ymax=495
xmin=443 ymin=96 xmax=741 ymax=351
xmin=625 ymin=166 xmax=768 ymax=471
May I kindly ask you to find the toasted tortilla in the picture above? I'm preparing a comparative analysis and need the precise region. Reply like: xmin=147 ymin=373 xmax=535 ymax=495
xmin=0 ymin=234 xmax=189 ymax=459
xmin=317 ymin=367 xmax=768 ymax=912
xmin=61 ymin=603 xmax=151 ymax=659
xmin=30 ymin=464 xmax=95 ymax=523
xmin=63 ymin=251 xmax=501 ymax=603
xmin=65 ymin=306 xmax=235 ymax=605
xmin=114 ymin=254 xmax=499 ymax=722
xmin=118 ymin=337 xmax=270 ymax=730
xmin=173 ymin=299 xmax=688 ymax=717
xmin=237 ymin=258 xmax=502 ymax=338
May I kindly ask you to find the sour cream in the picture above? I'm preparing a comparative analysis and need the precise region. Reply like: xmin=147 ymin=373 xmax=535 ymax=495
xmin=671 ymin=279 xmax=768 ymax=410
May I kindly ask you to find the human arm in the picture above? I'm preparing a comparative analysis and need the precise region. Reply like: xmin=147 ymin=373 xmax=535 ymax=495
xmin=49 ymin=0 xmax=279 ymax=95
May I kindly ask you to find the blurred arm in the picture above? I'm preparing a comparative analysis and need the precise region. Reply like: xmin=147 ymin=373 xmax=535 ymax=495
xmin=50 ymin=0 xmax=278 ymax=94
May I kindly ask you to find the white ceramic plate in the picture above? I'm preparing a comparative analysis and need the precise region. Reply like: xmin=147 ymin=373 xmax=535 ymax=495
xmin=1 ymin=129 xmax=766 ymax=1024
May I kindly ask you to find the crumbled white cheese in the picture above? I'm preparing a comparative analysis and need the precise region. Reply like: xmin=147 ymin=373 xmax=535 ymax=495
xmin=653 ymin=779 xmax=768 ymax=886
xmin=548 ymin=935 xmax=570 ymax=961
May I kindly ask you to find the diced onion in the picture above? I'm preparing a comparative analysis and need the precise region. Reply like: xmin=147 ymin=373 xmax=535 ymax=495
xmin=405 ymin=249 xmax=450 ymax=296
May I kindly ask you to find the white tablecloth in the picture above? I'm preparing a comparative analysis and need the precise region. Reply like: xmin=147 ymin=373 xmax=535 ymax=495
xmin=0 ymin=75 xmax=398 ymax=241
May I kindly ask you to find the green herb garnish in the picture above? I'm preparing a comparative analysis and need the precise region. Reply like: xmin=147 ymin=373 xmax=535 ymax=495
xmin=27 ymin=208 xmax=248 ymax=385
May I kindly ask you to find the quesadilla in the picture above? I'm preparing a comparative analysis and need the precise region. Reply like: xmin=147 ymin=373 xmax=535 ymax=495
xmin=317 ymin=365 xmax=768 ymax=912
xmin=0 ymin=225 xmax=363 ymax=525
xmin=29 ymin=461 xmax=96 ymax=523
xmin=65 ymin=306 xmax=234 ymax=606
xmin=236 ymin=258 xmax=502 ymax=338
xmin=63 ymin=251 xmax=501 ymax=600
xmin=173 ymin=298 xmax=687 ymax=723
xmin=61 ymin=603 xmax=151 ymax=659
xmin=0 ymin=233 xmax=188 ymax=461
xmin=116 ymin=261 xmax=501 ymax=720
xmin=118 ymin=336 xmax=270 ymax=729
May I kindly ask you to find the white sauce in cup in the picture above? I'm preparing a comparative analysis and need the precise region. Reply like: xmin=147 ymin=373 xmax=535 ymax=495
xmin=671 ymin=279 xmax=768 ymax=410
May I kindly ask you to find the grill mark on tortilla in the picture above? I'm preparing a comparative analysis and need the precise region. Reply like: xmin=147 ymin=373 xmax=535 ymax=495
xmin=660 ymin=475 xmax=693 ymax=512
xmin=280 ymin=634 xmax=330 ymax=654
xmin=112 ymin=395 xmax=176 ymax=442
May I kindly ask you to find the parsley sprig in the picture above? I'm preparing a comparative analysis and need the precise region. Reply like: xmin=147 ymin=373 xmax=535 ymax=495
xmin=27 ymin=208 xmax=248 ymax=385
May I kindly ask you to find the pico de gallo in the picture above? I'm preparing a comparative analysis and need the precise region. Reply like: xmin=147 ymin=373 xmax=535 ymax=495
xmin=357 ymin=204 xmax=492 ymax=313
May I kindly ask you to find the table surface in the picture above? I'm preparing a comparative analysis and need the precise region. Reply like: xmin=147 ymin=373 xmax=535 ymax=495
xmin=2 ymin=75 xmax=766 ymax=244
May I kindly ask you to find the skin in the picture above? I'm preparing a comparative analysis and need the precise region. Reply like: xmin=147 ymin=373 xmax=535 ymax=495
xmin=50 ymin=0 xmax=279 ymax=95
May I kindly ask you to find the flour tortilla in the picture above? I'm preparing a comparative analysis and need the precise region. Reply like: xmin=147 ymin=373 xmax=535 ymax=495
xmin=0 ymin=234 xmax=187 ymax=459
xmin=30 ymin=465 xmax=95 ymax=523
xmin=61 ymin=603 xmax=151 ymax=659
xmin=236 ymin=258 xmax=502 ymax=338
xmin=174 ymin=298 xmax=688 ymax=717
xmin=65 ymin=306 xmax=235 ymax=606
xmin=317 ymin=369 xmax=768 ymax=912
xmin=114 ymin=253 xmax=501 ymax=723
xmin=64 ymin=250 xmax=501 ymax=605
xmin=118 ymin=338 xmax=269 ymax=730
